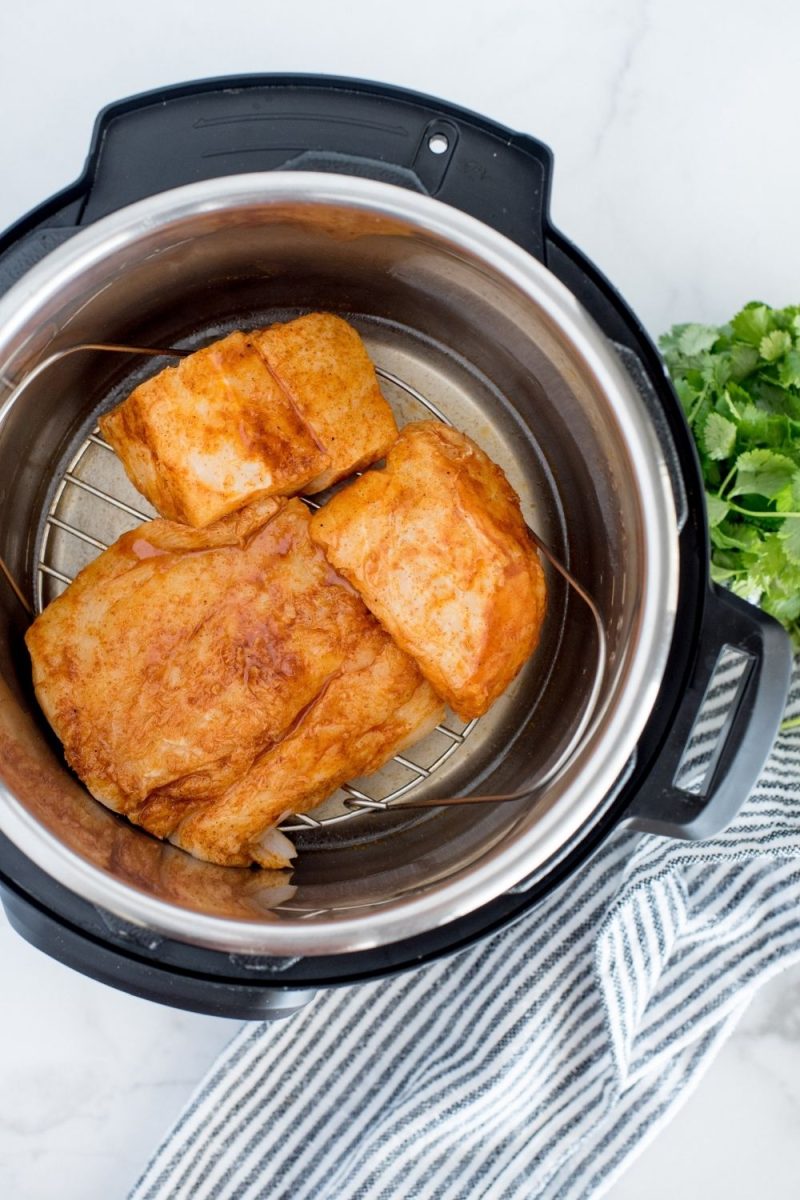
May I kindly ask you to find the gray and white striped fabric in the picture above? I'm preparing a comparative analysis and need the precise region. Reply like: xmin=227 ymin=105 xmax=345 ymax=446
xmin=131 ymin=662 xmax=800 ymax=1200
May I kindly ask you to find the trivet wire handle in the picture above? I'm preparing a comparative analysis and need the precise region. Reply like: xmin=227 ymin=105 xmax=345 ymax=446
xmin=0 ymin=342 xmax=187 ymax=619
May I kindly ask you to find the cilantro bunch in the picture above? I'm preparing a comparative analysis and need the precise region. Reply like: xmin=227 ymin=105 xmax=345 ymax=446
xmin=660 ymin=302 xmax=800 ymax=646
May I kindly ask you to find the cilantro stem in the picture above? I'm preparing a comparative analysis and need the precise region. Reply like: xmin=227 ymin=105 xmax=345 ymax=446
xmin=717 ymin=466 xmax=738 ymax=497
xmin=725 ymin=391 xmax=742 ymax=420
xmin=725 ymin=501 xmax=800 ymax=518
xmin=687 ymin=389 xmax=708 ymax=425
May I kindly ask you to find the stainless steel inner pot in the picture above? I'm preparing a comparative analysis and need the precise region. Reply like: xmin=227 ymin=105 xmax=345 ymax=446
xmin=0 ymin=174 xmax=678 ymax=955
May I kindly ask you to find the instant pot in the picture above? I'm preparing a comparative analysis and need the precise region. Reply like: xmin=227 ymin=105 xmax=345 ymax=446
xmin=0 ymin=75 xmax=791 ymax=1019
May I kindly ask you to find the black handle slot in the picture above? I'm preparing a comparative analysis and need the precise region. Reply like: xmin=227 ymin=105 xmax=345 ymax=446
xmin=624 ymin=585 xmax=792 ymax=841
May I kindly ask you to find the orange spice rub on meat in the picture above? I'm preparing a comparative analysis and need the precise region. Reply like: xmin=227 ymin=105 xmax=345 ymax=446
xmin=255 ymin=312 xmax=399 ymax=494
xmin=310 ymin=421 xmax=548 ymax=721
xmin=25 ymin=497 xmax=442 ymax=867
xmin=100 ymin=314 xmax=398 ymax=528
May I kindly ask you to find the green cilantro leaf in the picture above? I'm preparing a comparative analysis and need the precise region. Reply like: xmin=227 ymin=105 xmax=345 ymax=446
xmin=710 ymin=521 xmax=761 ymax=552
xmin=710 ymin=560 xmax=738 ymax=586
xmin=760 ymin=330 xmax=792 ymax=362
xmin=736 ymin=403 xmax=786 ymax=448
xmin=780 ymin=350 xmax=800 ymax=389
xmin=731 ymin=303 xmax=773 ymax=346
xmin=703 ymin=412 xmax=737 ymax=461
xmin=781 ymin=517 xmax=800 ymax=565
xmin=764 ymin=589 xmax=800 ymax=623
xmin=678 ymin=325 xmax=719 ymax=356
xmin=728 ymin=343 xmax=760 ymax=380
xmin=732 ymin=449 xmax=796 ymax=498
xmin=705 ymin=494 xmax=730 ymax=527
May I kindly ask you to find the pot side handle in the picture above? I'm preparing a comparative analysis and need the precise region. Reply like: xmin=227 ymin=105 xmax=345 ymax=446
xmin=622 ymin=585 xmax=791 ymax=840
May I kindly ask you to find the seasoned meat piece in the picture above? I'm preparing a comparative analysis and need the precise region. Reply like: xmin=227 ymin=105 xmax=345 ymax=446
xmin=310 ymin=421 xmax=547 ymax=720
xmin=100 ymin=331 xmax=328 ymax=527
xmin=255 ymin=312 xmax=398 ymax=493
xmin=26 ymin=497 xmax=442 ymax=867
xmin=171 ymin=626 xmax=443 ymax=868
xmin=100 ymin=315 xmax=398 ymax=527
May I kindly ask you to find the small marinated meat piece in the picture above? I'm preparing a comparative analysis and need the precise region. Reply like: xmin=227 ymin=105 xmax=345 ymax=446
xmin=100 ymin=314 xmax=398 ymax=527
xmin=100 ymin=331 xmax=329 ymax=528
xmin=310 ymin=421 xmax=547 ymax=720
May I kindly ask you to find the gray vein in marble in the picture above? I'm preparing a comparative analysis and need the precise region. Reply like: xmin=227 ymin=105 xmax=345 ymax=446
xmin=592 ymin=0 xmax=652 ymax=160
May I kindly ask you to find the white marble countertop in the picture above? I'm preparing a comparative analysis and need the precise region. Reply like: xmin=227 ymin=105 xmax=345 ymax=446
xmin=2 ymin=1 xmax=800 ymax=1196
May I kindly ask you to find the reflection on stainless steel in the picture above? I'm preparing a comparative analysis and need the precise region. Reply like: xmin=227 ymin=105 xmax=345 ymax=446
xmin=0 ymin=675 xmax=295 ymax=920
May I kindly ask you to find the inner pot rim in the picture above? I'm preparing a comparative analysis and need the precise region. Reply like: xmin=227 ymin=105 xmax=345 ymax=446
xmin=0 ymin=172 xmax=678 ymax=955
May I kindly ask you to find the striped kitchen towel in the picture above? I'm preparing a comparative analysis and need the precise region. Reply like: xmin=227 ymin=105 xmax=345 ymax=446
xmin=131 ymin=661 xmax=800 ymax=1200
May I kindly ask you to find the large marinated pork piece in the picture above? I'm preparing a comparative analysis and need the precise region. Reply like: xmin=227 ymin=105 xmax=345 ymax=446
xmin=26 ymin=497 xmax=442 ymax=868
